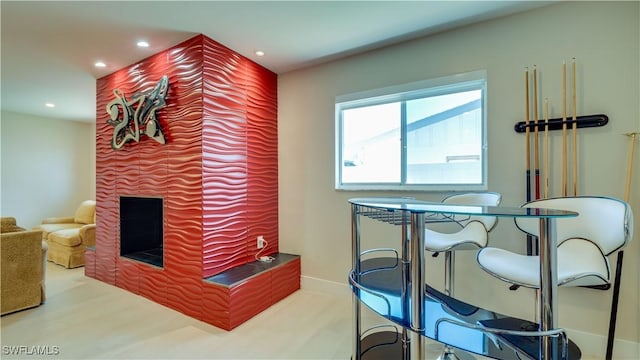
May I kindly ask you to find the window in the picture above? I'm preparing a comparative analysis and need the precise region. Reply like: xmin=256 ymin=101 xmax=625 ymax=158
xmin=335 ymin=70 xmax=487 ymax=191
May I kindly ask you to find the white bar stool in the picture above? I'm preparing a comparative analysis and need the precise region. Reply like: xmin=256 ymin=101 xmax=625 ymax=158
xmin=476 ymin=196 xmax=633 ymax=353
xmin=425 ymin=192 xmax=502 ymax=360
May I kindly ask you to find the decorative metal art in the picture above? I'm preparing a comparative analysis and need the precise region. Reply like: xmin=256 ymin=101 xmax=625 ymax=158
xmin=106 ymin=75 xmax=169 ymax=150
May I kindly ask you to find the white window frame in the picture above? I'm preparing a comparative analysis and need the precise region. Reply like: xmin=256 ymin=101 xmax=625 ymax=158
xmin=335 ymin=70 xmax=488 ymax=191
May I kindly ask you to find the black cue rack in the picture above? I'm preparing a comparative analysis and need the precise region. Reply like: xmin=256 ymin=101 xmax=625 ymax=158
xmin=514 ymin=114 xmax=608 ymax=133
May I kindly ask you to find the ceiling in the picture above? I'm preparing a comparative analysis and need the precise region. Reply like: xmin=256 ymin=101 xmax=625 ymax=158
xmin=1 ymin=1 xmax=552 ymax=122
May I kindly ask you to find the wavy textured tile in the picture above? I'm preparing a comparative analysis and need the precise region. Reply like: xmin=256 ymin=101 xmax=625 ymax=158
xmin=200 ymin=38 xmax=251 ymax=277
xmin=138 ymin=265 xmax=167 ymax=306
xmin=245 ymin=62 xmax=279 ymax=260
xmin=201 ymin=282 xmax=231 ymax=329
xmin=84 ymin=249 xmax=96 ymax=278
xmin=94 ymin=196 xmax=117 ymax=285
xmin=272 ymin=259 xmax=302 ymax=303
xmin=164 ymin=192 xmax=203 ymax=279
xmin=165 ymin=277 xmax=203 ymax=319
xmin=228 ymin=272 xmax=272 ymax=329
xmin=115 ymin=258 xmax=140 ymax=294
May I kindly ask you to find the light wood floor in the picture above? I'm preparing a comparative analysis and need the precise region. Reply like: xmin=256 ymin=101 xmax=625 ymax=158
xmin=1 ymin=262 xmax=598 ymax=360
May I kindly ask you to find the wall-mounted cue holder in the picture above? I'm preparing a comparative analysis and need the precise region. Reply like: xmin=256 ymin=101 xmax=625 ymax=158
xmin=514 ymin=114 xmax=608 ymax=133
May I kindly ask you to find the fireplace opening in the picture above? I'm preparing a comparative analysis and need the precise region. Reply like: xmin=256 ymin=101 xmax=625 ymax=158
xmin=120 ymin=196 xmax=163 ymax=267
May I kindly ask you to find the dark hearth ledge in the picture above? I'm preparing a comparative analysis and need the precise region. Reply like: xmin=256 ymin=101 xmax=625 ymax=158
xmin=205 ymin=253 xmax=300 ymax=287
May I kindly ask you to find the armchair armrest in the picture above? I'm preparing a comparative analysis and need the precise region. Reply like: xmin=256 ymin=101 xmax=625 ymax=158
xmin=1 ymin=217 xmax=17 ymax=229
xmin=1 ymin=229 xmax=44 ymax=314
xmin=41 ymin=216 xmax=75 ymax=224
xmin=79 ymin=224 xmax=96 ymax=247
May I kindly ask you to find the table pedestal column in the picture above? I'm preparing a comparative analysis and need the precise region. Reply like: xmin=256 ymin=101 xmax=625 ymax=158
xmin=538 ymin=217 xmax=558 ymax=359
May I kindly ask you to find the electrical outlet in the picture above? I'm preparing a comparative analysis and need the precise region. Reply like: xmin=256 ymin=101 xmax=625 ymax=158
xmin=257 ymin=235 xmax=266 ymax=249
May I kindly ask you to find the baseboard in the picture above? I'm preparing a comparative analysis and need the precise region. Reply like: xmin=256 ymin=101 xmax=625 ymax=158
xmin=300 ymin=275 xmax=350 ymax=297
xmin=300 ymin=276 xmax=639 ymax=359
xmin=567 ymin=328 xmax=639 ymax=359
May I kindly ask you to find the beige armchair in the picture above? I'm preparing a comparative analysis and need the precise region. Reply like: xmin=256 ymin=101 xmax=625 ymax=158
xmin=1 ymin=217 xmax=47 ymax=315
xmin=34 ymin=200 xmax=96 ymax=268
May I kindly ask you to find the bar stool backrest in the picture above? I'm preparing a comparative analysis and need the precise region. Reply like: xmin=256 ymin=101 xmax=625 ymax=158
xmin=515 ymin=196 xmax=633 ymax=256
xmin=442 ymin=192 xmax=502 ymax=231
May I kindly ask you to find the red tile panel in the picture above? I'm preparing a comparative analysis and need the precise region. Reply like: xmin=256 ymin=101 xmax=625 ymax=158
xmin=137 ymin=144 xmax=169 ymax=197
xmin=115 ymin=257 xmax=140 ymax=294
xmin=165 ymin=153 xmax=203 ymax=279
xmin=95 ymin=87 xmax=118 ymax=285
xmin=201 ymin=282 xmax=231 ymax=330
xmin=94 ymin=195 xmax=117 ymax=285
xmin=228 ymin=271 xmax=272 ymax=329
xmin=138 ymin=264 xmax=168 ymax=307
xmin=271 ymin=259 xmax=302 ymax=303
xmin=201 ymin=36 xmax=250 ymax=277
xmin=84 ymin=249 xmax=96 ymax=278
xmin=245 ymin=60 xmax=279 ymax=261
xmin=165 ymin=276 xmax=203 ymax=319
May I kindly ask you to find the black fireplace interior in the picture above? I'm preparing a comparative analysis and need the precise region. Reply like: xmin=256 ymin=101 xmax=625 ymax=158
xmin=120 ymin=196 xmax=163 ymax=267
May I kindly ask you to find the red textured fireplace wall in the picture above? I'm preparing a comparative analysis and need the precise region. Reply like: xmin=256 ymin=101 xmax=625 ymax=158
xmin=89 ymin=34 xmax=283 ymax=321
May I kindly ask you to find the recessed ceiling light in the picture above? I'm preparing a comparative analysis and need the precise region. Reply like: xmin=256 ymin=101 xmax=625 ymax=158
xmin=45 ymin=103 xmax=55 ymax=108
xmin=95 ymin=61 xmax=106 ymax=68
xmin=137 ymin=41 xmax=150 ymax=48
xmin=255 ymin=50 xmax=265 ymax=57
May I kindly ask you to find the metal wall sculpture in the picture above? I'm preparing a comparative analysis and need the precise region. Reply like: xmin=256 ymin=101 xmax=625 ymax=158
xmin=106 ymin=75 xmax=169 ymax=149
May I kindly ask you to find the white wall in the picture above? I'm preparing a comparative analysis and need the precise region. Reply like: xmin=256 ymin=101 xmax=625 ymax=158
xmin=278 ymin=1 xmax=639 ymax=355
xmin=0 ymin=110 xmax=96 ymax=229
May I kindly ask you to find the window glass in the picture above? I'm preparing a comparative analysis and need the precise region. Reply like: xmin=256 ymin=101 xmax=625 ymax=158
xmin=342 ymin=103 xmax=400 ymax=183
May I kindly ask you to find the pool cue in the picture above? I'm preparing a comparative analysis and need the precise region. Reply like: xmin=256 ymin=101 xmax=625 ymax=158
xmin=605 ymin=132 xmax=638 ymax=360
xmin=524 ymin=67 xmax=533 ymax=256
xmin=544 ymin=99 xmax=550 ymax=198
xmin=532 ymin=66 xmax=540 ymax=255
xmin=561 ymin=61 xmax=568 ymax=196
xmin=571 ymin=58 xmax=578 ymax=196
xmin=533 ymin=66 xmax=541 ymax=202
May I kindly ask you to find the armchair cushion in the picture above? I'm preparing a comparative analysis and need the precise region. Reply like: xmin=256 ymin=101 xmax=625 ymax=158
xmin=45 ymin=224 xmax=96 ymax=268
xmin=48 ymin=224 xmax=96 ymax=248
xmin=36 ymin=223 xmax=83 ymax=241
xmin=41 ymin=216 xmax=75 ymax=224
xmin=48 ymin=229 xmax=82 ymax=247
xmin=74 ymin=200 xmax=96 ymax=225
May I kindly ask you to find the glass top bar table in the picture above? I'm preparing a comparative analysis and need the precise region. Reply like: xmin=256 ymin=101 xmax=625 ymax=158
xmin=348 ymin=197 xmax=581 ymax=360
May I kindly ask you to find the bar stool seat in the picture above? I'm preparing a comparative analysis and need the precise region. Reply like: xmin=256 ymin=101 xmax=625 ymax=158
xmin=478 ymin=238 xmax=610 ymax=288
xmin=425 ymin=192 xmax=501 ymax=296
xmin=426 ymin=221 xmax=488 ymax=252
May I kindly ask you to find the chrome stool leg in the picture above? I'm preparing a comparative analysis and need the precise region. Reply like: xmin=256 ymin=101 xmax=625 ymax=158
xmin=444 ymin=251 xmax=455 ymax=297
xmin=437 ymin=252 xmax=466 ymax=360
